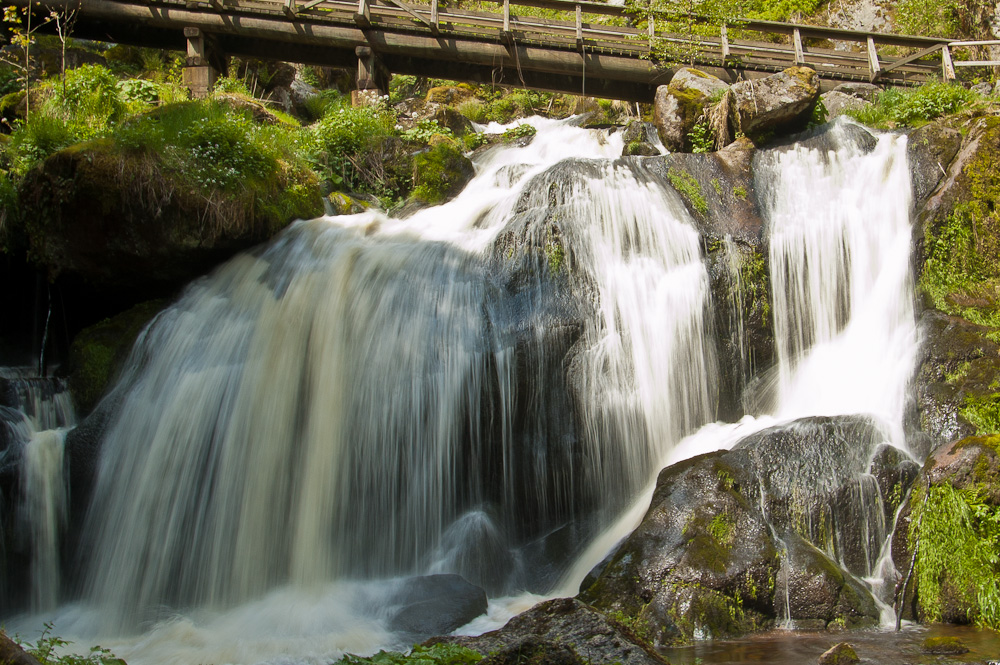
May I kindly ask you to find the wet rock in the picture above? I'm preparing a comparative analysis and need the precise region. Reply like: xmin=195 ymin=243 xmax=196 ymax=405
xmin=907 ymin=120 xmax=962 ymax=210
xmin=817 ymin=642 xmax=859 ymax=665
xmin=387 ymin=574 xmax=488 ymax=637
xmin=782 ymin=535 xmax=880 ymax=629
xmin=434 ymin=598 xmax=667 ymax=665
xmin=653 ymin=68 xmax=728 ymax=152
xmin=0 ymin=633 xmax=42 ymax=665
xmin=820 ymin=91 xmax=868 ymax=120
xmin=921 ymin=635 xmax=969 ymax=654
xmin=731 ymin=67 xmax=820 ymax=136
xmin=479 ymin=638 xmax=585 ymax=665
xmin=621 ymin=120 xmax=659 ymax=156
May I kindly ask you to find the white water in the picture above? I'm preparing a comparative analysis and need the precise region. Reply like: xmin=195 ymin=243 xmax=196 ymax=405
xmin=7 ymin=118 xmax=921 ymax=660
xmin=21 ymin=429 xmax=68 ymax=611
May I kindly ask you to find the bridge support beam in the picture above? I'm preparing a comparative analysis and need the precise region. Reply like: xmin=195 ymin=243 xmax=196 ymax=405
xmin=182 ymin=27 xmax=226 ymax=98
xmin=352 ymin=45 xmax=389 ymax=106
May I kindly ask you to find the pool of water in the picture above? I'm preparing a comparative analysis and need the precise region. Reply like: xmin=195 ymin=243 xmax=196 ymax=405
xmin=660 ymin=624 xmax=1000 ymax=664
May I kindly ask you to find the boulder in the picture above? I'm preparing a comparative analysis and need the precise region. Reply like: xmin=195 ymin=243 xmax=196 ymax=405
xmin=433 ymin=598 xmax=668 ymax=665
xmin=731 ymin=67 xmax=820 ymax=136
xmin=0 ymin=633 xmax=42 ymax=665
xmin=426 ymin=85 xmax=475 ymax=105
xmin=580 ymin=416 xmax=894 ymax=644
xmin=652 ymin=68 xmax=728 ymax=152
xmin=906 ymin=120 xmax=962 ymax=210
xmin=817 ymin=642 xmax=860 ymax=665
xmin=971 ymin=81 xmax=994 ymax=96
xmin=892 ymin=436 xmax=1000 ymax=625
xmin=621 ymin=120 xmax=660 ymax=156
xmin=819 ymin=91 xmax=869 ymax=121
xmin=479 ymin=638 xmax=585 ymax=665
xmin=387 ymin=574 xmax=488 ymax=637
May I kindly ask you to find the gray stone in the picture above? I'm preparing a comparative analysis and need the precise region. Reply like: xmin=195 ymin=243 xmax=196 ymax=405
xmin=832 ymin=82 xmax=881 ymax=101
xmin=820 ymin=91 xmax=869 ymax=120
xmin=972 ymin=81 xmax=994 ymax=96
xmin=731 ymin=67 xmax=820 ymax=135
xmin=387 ymin=574 xmax=488 ymax=637
xmin=653 ymin=68 xmax=729 ymax=152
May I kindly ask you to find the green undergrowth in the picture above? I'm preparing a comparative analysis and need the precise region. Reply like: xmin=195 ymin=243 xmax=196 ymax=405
xmin=845 ymin=82 xmax=980 ymax=128
xmin=335 ymin=643 xmax=483 ymax=665
xmin=9 ymin=624 xmax=125 ymax=665
xmin=909 ymin=481 xmax=1000 ymax=627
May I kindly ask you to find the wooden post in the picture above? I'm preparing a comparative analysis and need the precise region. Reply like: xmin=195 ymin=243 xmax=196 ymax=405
xmin=793 ymin=27 xmax=804 ymax=64
xmin=353 ymin=45 xmax=387 ymax=105
xmin=575 ymin=4 xmax=582 ymax=49
xmin=355 ymin=0 xmax=370 ymax=26
xmin=942 ymin=44 xmax=955 ymax=80
xmin=431 ymin=0 xmax=438 ymax=31
xmin=284 ymin=0 xmax=296 ymax=17
xmin=503 ymin=0 xmax=510 ymax=33
xmin=182 ymin=26 xmax=217 ymax=98
xmin=721 ymin=22 xmax=729 ymax=59
xmin=866 ymin=36 xmax=881 ymax=76
xmin=647 ymin=12 xmax=654 ymax=50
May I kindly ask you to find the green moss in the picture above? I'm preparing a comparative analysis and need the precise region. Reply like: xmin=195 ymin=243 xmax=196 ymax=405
xmin=667 ymin=168 xmax=708 ymax=215
xmin=908 ymin=482 xmax=1000 ymax=627
xmin=733 ymin=185 xmax=748 ymax=200
xmin=412 ymin=142 xmax=473 ymax=205
xmin=68 ymin=300 xmax=166 ymax=414
xmin=944 ymin=360 xmax=972 ymax=384
xmin=922 ymin=636 xmax=969 ymax=654
xmin=335 ymin=643 xmax=483 ymax=665
xmin=959 ymin=392 xmax=1000 ymax=435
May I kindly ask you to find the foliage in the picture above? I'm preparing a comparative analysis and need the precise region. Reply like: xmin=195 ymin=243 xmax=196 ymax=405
xmin=501 ymin=123 xmax=537 ymax=143
xmin=117 ymin=78 xmax=160 ymax=106
xmin=688 ymin=120 xmax=713 ymax=153
xmin=334 ymin=643 xmax=482 ymax=665
xmin=910 ymin=483 xmax=1000 ymax=627
xmin=213 ymin=75 xmax=253 ymax=96
xmin=13 ymin=623 xmax=125 ymax=665
xmin=306 ymin=101 xmax=398 ymax=191
xmin=5 ymin=114 xmax=76 ymax=176
xmin=667 ymin=168 xmax=708 ymax=214
xmin=846 ymin=82 xmax=977 ymax=128
xmin=894 ymin=0 xmax=959 ymax=37
xmin=40 ymin=64 xmax=131 ymax=138
xmin=401 ymin=119 xmax=453 ymax=144
xmin=961 ymin=393 xmax=1000 ymax=435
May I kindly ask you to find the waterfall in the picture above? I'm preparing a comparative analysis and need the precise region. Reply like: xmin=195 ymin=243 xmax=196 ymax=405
xmin=72 ymin=118 xmax=715 ymax=635
xmin=22 ymin=429 xmax=68 ymax=611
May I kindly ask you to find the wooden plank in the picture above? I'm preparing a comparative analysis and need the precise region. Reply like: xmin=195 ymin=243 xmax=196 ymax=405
xmin=867 ymin=35 xmax=881 ymax=76
xmin=302 ymin=0 xmax=327 ymax=8
xmin=792 ymin=27 xmax=804 ymax=64
xmin=942 ymin=44 xmax=955 ymax=79
xmin=954 ymin=60 xmax=1000 ymax=67
xmin=949 ymin=40 xmax=1000 ymax=47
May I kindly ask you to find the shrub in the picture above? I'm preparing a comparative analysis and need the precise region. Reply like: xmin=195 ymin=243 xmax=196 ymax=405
xmin=43 ymin=64 xmax=129 ymax=138
xmin=306 ymin=101 xmax=397 ymax=191
xmin=213 ymin=75 xmax=253 ymax=96
xmin=13 ymin=623 xmax=125 ymax=665
xmin=401 ymin=119 xmax=453 ymax=144
xmin=846 ymin=81 xmax=977 ymax=128
xmin=5 ymin=114 xmax=77 ymax=176
xmin=118 ymin=78 xmax=160 ymax=106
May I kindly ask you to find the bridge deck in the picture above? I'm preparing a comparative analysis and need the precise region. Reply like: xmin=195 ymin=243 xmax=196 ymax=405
xmin=30 ymin=0 xmax=961 ymax=100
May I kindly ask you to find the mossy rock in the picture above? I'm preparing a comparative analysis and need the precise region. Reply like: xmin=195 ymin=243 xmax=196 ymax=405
xmin=921 ymin=636 xmax=969 ymax=654
xmin=426 ymin=85 xmax=474 ymax=105
xmin=730 ymin=67 xmax=819 ymax=136
xmin=817 ymin=642 xmax=859 ymax=665
xmin=412 ymin=141 xmax=474 ymax=205
xmin=67 ymin=299 xmax=167 ymax=415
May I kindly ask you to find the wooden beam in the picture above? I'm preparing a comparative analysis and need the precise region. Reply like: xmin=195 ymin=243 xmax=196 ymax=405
xmin=575 ymin=3 xmax=582 ymax=49
xmin=430 ymin=0 xmax=438 ymax=32
xmin=866 ymin=35 xmax=881 ymax=76
xmin=721 ymin=22 xmax=729 ymax=58
xmin=941 ymin=44 xmax=955 ymax=79
xmin=503 ymin=0 xmax=510 ymax=34
xmin=879 ymin=42 xmax=944 ymax=75
xmin=382 ymin=0 xmax=431 ymax=29
xmin=302 ymin=0 xmax=326 ymax=9
xmin=792 ymin=27 xmax=804 ymax=64
xmin=955 ymin=60 xmax=1000 ymax=67
xmin=284 ymin=0 xmax=296 ymax=17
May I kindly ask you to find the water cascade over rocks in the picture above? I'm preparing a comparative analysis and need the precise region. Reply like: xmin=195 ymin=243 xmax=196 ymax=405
xmin=2 ymin=117 xmax=927 ymax=664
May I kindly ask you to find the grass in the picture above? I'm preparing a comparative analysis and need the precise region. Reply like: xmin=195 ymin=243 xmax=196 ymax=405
xmin=845 ymin=81 xmax=980 ymax=128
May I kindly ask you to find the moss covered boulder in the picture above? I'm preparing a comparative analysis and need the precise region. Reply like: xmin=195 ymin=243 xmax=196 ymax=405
xmin=730 ymin=67 xmax=820 ymax=137
xmin=66 ymin=299 xmax=166 ymax=416
xmin=892 ymin=435 xmax=1000 ymax=627
xmin=17 ymin=135 xmax=323 ymax=305
xmin=411 ymin=140 xmax=475 ymax=206
xmin=653 ymin=68 xmax=729 ymax=152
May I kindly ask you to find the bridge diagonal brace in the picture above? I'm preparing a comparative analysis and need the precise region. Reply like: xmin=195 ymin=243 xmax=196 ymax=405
xmin=877 ymin=42 xmax=947 ymax=79
xmin=382 ymin=0 xmax=435 ymax=32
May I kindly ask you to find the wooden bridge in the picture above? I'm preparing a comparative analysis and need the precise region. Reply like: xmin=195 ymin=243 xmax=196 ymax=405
xmin=26 ymin=0 xmax=990 ymax=102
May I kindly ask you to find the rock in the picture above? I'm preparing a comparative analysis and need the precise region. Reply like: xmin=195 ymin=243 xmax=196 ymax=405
xmin=387 ymin=574 xmax=488 ymax=637
xmin=479 ymin=638 xmax=585 ymax=665
xmin=621 ymin=120 xmax=659 ymax=156
xmin=0 ymin=633 xmax=42 ymax=665
xmin=906 ymin=120 xmax=962 ymax=210
xmin=731 ymin=67 xmax=820 ymax=136
xmin=16 ymin=135 xmax=323 ymax=310
xmin=580 ymin=416 xmax=891 ymax=644
xmin=66 ymin=300 xmax=167 ymax=416
xmin=426 ymin=85 xmax=474 ymax=105
xmin=214 ymin=93 xmax=286 ymax=125
xmin=921 ymin=636 xmax=969 ymax=654
xmin=817 ymin=642 xmax=859 ymax=665
xmin=820 ymin=91 xmax=869 ymax=120
xmin=971 ymin=81 xmax=994 ymax=96
xmin=411 ymin=141 xmax=475 ymax=205
xmin=433 ymin=598 xmax=667 ymax=665
xmin=892 ymin=436 xmax=1000 ymax=625
xmin=652 ymin=68 xmax=728 ymax=152
xmin=429 ymin=106 xmax=474 ymax=136
xmin=832 ymin=82 xmax=881 ymax=101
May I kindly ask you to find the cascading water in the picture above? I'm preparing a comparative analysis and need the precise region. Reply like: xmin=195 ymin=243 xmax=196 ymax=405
xmin=45 ymin=118 xmax=717 ymax=654
xmin=6 ymin=117 xmax=923 ymax=664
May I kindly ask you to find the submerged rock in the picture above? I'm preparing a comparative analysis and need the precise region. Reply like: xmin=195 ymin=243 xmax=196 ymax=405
xmin=433 ymin=598 xmax=668 ymax=665
xmin=817 ymin=642 xmax=860 ymax=665
xmin=387 ymin=574 xmax=488 ymax=637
